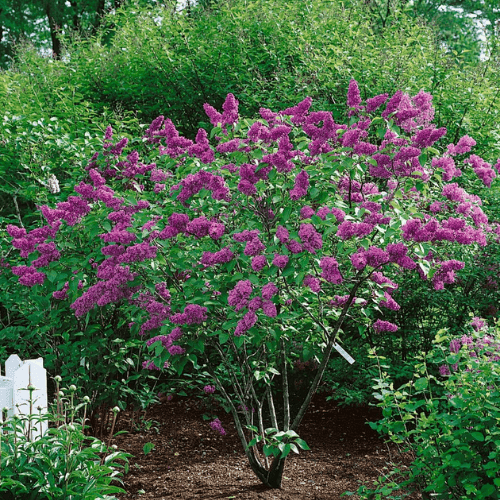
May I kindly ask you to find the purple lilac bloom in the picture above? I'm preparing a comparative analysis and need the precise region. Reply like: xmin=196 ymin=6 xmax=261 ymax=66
xmin=276 ymin=225 xmax=290 ymax=243
xmin=382 ymin=90 xmax=403 ymax=119
xmin=233 ymin=229 xmax=260 ymax=242
xmin=329 ymin=295 xmax=365 ymax=308
xmin=471 ymin=317 xmax=486 ymax=331
xmin=170 ymin=304 xmax=208 ymax=325
xmin=209 ymin=418 xmax=226 ymax=435
xmin=347 ymin=79 xmax=362 ymax=108
xmin=298 ymin=224 xmax=323 ymax=253
xmin=228 ymin=280 xmax=253 ymax=311
xmin=336 ymin=221 xmax=374 ymax=240
xmin=251 ymin=255 xmax=267 ymax=272
xmin=272 ymin=254 xmax=289 ymax=269
xmin=168 ymin=345 xmax=185 ymax=355
xmin=142 ymin=360 xmax=170 ymax=370
xmin=439 ymin=365 xmax=451 ymax=376
xmin=432 ymin=260 xmax=465 ymax=290
xmin=320 ymin=257 xmax=342 ymax=284
xmin=186 ymin=216 xmax=211 ymax=238
xmin=11 ymin=265 xmax=46 ymax=287
xmin=262 ymin=300 xmax=277 ymax=317
xmin=316 ymin=206 xmax=331 ymax=220
xmin=234 ymin=311 xmax=258 ymax=336
xmin=449 ymin=339 xmax=461 ymax=354
xmin=373 ymin=319 xmax=398 ymax=333
xmin=203 ymin=385 xmax=216 ymax=394
xmin=52 ymin=282 xmax=69 ymax=300
xmin=244 ymin=237 xmax=266 ymax=256
xmin=303 ymin=274 xmax=321 ymax=293
xmin=201 ymin=247 xmax=234 ymax=267
xmin=442 ymin=183 xmax=466 ymax=203
xmin=290 ymin=170 xmax=309 ymax=200
xmin=286 ymin=239 xmax=303 ymax=254
xmin=146 ymin=335 xmax=170 ymax=348
xmin=447 ymin=135 xmax=476 ymax=156
xmin=208 ymin=222 xmax=225 ymax=240
xmin=379 ymin=292 xmax=400 ymax=311
xmin=365 ymin=93 xmax=388 ymax=113
xmin=248 ymin=296 xmax=263 ymax=311
xmin=300 ymin=206 xmax=315 ymax=219
xmin=261 ymin=282 xmax=278 ymax=299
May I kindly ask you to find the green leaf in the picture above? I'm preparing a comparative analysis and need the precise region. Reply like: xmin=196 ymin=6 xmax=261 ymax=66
xmin=263 ymin=445 xmax=275 ymax=457
xmin=480 ymin=484 xmax=496 ymax=496
xmin=413 ymin=378 xmax=428 ymax=391
xmin=143 ymin=442 xmax=155 ymax=455
xmin=471 ymin=432 xmax=484 ymax=442
xmin=219 ymin=333 xmax=229 ymax=344
xmin=280 ymin=443 xmax=292 ymax=458
xmin=295 ymin=438 xmax=310 ymax=450
xmin=280 ymin=207 xmax=292 ymax=223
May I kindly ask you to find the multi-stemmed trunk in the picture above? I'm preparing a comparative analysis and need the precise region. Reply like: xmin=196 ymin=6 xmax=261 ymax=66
xmin=205 ymin=274 xmax=365 ymax=489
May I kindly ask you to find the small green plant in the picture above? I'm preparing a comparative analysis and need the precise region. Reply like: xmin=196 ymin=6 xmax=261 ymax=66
xmin=0 ymin=377 xmax=131 ymax=500
xmin=352 ymin=321 xmax=500 ymax=499
xmin=245 ymin=425 xmax=310 ymax=459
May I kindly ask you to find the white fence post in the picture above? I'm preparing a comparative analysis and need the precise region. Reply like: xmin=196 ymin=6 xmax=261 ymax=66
xmin=1 ymin=355 xmax=48 ymax=440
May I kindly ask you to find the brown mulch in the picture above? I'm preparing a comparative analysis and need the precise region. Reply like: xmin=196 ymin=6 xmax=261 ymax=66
xmin=111 ymin=392 xmax=418 ymax=500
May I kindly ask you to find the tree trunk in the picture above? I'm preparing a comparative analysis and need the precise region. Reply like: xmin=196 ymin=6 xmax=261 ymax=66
xmin=266 ymin=455 xmax=286 ymax=488
xmin=44 ymin=1 xmax=62 ymax=59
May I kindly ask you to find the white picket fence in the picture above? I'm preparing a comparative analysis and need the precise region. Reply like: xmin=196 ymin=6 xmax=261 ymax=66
xmin=0 ymin=354 xmax=48 ymax=439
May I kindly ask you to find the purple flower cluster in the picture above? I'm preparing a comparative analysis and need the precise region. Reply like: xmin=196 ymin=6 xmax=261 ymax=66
xmin=373 ymin=319 xmax=398 ymax=333
xmin=209 ymin=418 xmax=226 ymax=436
xmin=350 ymin=247 xmax=389 ymax=270
xmin=319 ymin=256 xmax=342 ymax=284
xmin=170 ymin=304 xmax=208 ymax=325
xmin=142 ymin=360 xmax=170 ymax=371
xmin=330 ymin=295 xmax=367 ymax=308
xmin=276 ymin=225 xmax=289 ymax=243
xmin=251 ymin=255 xmax=267 ymax=272
xmin=204 ymin=93 xmax=239 ymax=132
xmin=471 ymin=316 xmax=486 ymax=332
xmin=298 ymin=224 xmax=323 ymax=254
xmin=261 ymin=134 xmax=298 ymax=173
xmin=188 ymin=128 xmax=215 ymax=164
xmin=289 ymin=169 xmax=309 ymax=200
xmin=234 ymin=311 xmax=258 ymax=336
xmin=228 ymin=280 xmax=253 ymax=311
xmin=11 ymin=265 xmax=46 ymax=287
xmin=171 ymin=170 xmax=230 ymax=204
xmin=201 ymin=247 xmax=234 ymax=267
xmin=465 ymin=154 xmax=497 ymax=187
xmin=446 ymin=135 xmax=476 ymax=156
xmin=336 ymin=221 xmax=374 ymax=240
xmin=272 ymin=254 xmax=289 ymax=269
xmin=203 ymin=385 xmax=216 ymax=394
xmin=432 ymin=260 xmax=465 ymax=290
xmin=303 ymin=274 xmax=321 ymax=293
xmin=379 ymin=292 xmax=400 ymax=311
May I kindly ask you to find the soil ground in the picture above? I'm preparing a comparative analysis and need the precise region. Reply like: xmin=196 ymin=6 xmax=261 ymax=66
xmin=112 ymin=391 xmax=419 ymax=500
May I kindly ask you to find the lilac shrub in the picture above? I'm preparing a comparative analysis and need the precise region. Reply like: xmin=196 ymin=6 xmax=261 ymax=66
xmin=6 ymin=80 xmax=499 ymax=488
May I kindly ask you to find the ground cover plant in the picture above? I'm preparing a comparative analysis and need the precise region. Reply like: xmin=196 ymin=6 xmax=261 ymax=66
xmin=0 ymin=377 xmax=129 ymax=499
xmin=362 ymin=318 xmax=500 ymax=499
xmin=4 ymin=77 xmax=499 ymax=492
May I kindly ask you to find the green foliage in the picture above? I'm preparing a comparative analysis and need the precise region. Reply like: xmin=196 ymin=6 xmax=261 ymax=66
xmin=7 ymin=0 xmax=499 ymax=163
xmin=0 ymin=66 xmax=142 ymax=224
xmin=0 ymin=211 xmax=163 ymax=434
xmin=0 ymin=386 xmax=130 ymax=500
xmin=357 ymin=327 xmax=500 ymax=499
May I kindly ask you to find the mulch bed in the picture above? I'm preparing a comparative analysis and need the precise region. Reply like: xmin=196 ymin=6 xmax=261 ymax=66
xmin=110 ymin=391 xmax=418 ymax=499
